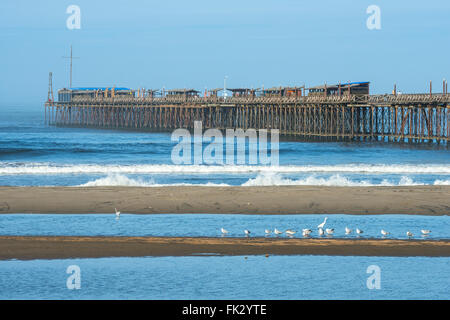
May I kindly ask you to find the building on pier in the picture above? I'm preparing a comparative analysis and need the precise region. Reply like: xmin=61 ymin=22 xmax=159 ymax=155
xmin=228 ymin=88 xmax=258 ymax=97
xmin=307 ymin=82 xmax=370 ymax=96
xmin=58 ymin=87 xmax=135 ymax=102
xmin=262 ymin=86 xmax=304 ymax=97
xmin=146 ymin=89 xmax=160 ymax=98
xmin=208 ymin=88 xmax=223 ymax=97
xmin=166 ymin=89 xmax=200 ymax=97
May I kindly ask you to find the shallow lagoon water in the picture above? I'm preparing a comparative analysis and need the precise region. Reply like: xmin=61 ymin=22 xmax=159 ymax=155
xmin=0 ymin=214 xmax=448 ymax=239
xmin=0 ymin=255 xmax=448 ymax=299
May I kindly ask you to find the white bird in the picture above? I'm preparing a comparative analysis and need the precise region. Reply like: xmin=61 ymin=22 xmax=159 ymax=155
xmin=317 ymin=217 xmax=328 ymax=229
xmin=421 ymin=230 xmax=431 ymax=235
xmin=356 ymin=228 xmax=363 ymax=235
xmin=406 ymin=231 xmax=413 ymax=238
xmin=302 ymin=229 xmax=312 ymax=237
xmin=221 ymin=228 xmax=229 ymax=235
xmin=381 ymin=230 xmax=390 ymax=237
xmin=345 ymin=227 xmax=352 ymax=235
xmin=325 ymin=228 xmax=334 ymax=235
xmin=244 ymin=229 xmax=251 ymax=236
xmin=265 ymin=229 xmax=272 ymax=235
xmin=115 ymin=208 xmax=120 ymax=219
xmin=285 ymin=229 xmax=297 ymax=236
xmin=274 ymin=228 xmax=283 ymax=235
xmin=318 ymin=228 xmax=324 ymax=236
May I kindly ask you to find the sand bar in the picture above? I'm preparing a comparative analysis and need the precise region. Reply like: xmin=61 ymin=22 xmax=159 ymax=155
xmin=0 ymin=236 xmax=449 ymax=260
xmin=0 ymin=186 xmax=449 ymax=215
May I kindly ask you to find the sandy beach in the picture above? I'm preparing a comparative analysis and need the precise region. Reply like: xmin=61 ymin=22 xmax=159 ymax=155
xmin=0 ymin=185 xmax=449 ymax=215
xmin=0 ymin=236 xmax=449 ymax=260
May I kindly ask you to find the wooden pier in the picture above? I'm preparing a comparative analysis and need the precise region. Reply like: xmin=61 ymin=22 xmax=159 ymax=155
xmin=44 ymin=93 xmax=449 ymax=145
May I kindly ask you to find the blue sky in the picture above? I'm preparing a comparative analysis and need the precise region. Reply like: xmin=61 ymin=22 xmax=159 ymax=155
xmin=0 ymin=0 xmax=449 ymax=105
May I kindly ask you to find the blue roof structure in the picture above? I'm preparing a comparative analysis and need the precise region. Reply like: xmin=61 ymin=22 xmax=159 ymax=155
xmin=66 ymin=87 xmax=132 ymax=91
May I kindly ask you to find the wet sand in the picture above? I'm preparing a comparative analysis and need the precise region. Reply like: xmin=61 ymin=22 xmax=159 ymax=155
xmin=0 ymin=185 xmax=449 ymax=215
xmin=0 ymin=236 xmax=449 ymax=260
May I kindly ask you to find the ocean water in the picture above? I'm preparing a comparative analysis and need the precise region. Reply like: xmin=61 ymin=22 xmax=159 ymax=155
xmin=0 ymin=214 xmax=448 ymax=240
xmin=0 ymin=105 xmax=449 ymax=187
xmin=0 ymin=255 xmax=448 ymax=299
xmin=1 ymin=105 xmax=449 ymax=300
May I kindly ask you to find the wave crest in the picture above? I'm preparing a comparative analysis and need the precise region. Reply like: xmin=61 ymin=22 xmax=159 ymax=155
xmin=77 ymin=174 xmax=230 ymax=187
xmin=241 ymin=173 xmax=425 ymax=187
xmin=1 ymin=162 xmax=450 ymax=175
xmin=75 ymin=173 xmax=449 ymax=187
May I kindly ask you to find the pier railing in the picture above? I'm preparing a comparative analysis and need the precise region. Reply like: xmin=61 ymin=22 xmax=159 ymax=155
xmin=53 ymin=93 xmax=450 ymax=105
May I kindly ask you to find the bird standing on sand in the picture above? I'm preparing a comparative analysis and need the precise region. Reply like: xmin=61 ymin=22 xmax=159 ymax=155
xmin=381 ymin=230 xmax=390 ymax=237
xmin=285 ymin=229 xmax=296 ymax=236
xmin=274 ymin=228 xmax=283 ymax=236
xmin=406 ymin=231 xmax=413 ymax=238
xmin=325 ymin=228 xmax=334 ymax=235
xmin=318 ymin=228 xmax=324 ymax=236
xmin=302 ymin=229 xmax=312 ymax=237
xmin=244 ymin=229 xmax=251 ymax=237
xmin=221 ymin=228 xmax=229 ymax=235
xmin=115 ymin=208 xmax=120 ymax=219
xmin=317 ymin=217 xmax=328 ymax=229
xmin=345 ymin=227 xmax=352 ymax=235
xmin=421 ymin=230 xmax=431 ymax=235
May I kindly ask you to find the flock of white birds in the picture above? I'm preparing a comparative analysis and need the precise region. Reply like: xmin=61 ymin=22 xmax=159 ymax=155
xmin=114 ymin=210 xmax=432 ymax=239
xmin=220 ymin=217 xmax=432 ymax=239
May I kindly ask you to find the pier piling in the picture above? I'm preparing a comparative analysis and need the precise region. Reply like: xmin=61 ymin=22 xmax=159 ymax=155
xmin=45 ymin=93 xmax=449 ymax=145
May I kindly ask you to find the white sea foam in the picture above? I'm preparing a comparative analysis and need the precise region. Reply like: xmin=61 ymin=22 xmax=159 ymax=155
xmin=77 ymin=174 xmax=230 ymax=187
xmin=75 ymin=173 xmax=445 ymax=187
xmin=79 ymin=174 xmax=157 ymax=187
xmin=241 ymin=173 xmax=373 ymax=187
xmin=241 ymin=173 xmax=425 ymax=187
xmin=1 ymin=162 xmax=450 ymax=175
xmin=433 ymin=179 xmax=450 ymax=185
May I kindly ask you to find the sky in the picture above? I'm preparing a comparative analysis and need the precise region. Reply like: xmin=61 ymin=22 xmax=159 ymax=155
xmin=0 ymin=0 xmax=449 ymax=106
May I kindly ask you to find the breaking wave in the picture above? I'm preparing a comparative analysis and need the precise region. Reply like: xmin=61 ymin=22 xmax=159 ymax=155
xmin=78 ymin=174 xmax=230 ymax=187
xmin=433 ymin=179 xmax=450 ymax=185
xmin=75 ymin=173 xmax=450 ymax=187
xmin=1 ymin=162 xmax=450 ymax=175
xmin=241 ymin=173 xmax=426 ymax=187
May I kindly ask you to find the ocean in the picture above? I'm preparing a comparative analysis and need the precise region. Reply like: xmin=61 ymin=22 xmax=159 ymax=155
xmin=0 ymin=105 xmax=449 ymax=187
xmin=0 ymin=104 xmax=449 ymax=300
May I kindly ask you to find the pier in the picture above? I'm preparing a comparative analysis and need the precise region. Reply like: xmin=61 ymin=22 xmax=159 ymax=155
xmin=44 ymin=82 xmax=449 ymax=145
